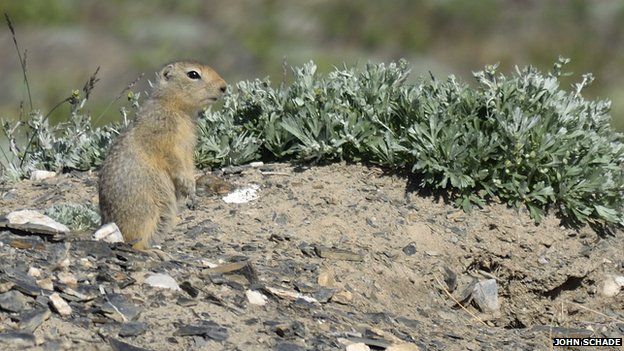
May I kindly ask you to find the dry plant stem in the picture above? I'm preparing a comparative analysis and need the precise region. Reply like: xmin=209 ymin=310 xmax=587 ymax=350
xmin=18 ymin=97 xmax=71 ymax=169
xmin=4 ymin=13 xmax=33 ymax=111
xmin=433 ymin=274 xmax=488 ymax=327
xmin=567 ymin=301 xmax=624 ymax=324
xmin=94 ymin=73 xmax=144 ymax=124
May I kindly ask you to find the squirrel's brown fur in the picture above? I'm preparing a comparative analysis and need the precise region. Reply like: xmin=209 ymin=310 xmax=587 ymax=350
xmin=98 ymin=60 xmax=226 ymax=249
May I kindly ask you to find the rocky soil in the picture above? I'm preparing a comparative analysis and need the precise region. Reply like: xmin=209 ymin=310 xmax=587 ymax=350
xmin=0 ymin=162 xmax=622 ymax=350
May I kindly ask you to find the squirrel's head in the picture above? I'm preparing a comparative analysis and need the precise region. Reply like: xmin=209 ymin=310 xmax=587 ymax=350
xmin=153 ymin=60 xmax=227 ymax=113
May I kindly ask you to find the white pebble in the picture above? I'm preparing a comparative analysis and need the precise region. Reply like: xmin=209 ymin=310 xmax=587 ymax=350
xmin=29 ymin=170 xmax=57 ymax=181
xmin=602 ymin=275 xmax=624 ymax=297
xmin=346 ymin=343 xmax=371 ymax=351
xmin=246 ymin=290 xmax=268 ymax=306
xmin=92 ymin=223 xmax=124 ymax=243
xmin=144 ymin=273 xmax=180 ymax=291
xmin=222 ymin=184 xmax=260 ymax=204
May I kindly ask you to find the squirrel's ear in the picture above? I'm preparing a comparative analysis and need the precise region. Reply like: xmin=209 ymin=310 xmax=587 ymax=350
xmin=160 ymin=64 xmax=175 ymax=80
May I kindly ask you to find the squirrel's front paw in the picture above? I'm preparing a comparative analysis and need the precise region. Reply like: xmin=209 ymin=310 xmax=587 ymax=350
xmin=186 ymin=193 xmax=196 ymax=210
xmin=175 ymin=177 xmax=196 ymax=197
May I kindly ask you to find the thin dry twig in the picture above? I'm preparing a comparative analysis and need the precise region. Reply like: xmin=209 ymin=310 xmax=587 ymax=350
xmin=433 ymin=274 xmax=488 ymax=327
xmin=566 ymin=301 xmax=624 ymax=325
xmin=5 ymin=13 xmax=33 ymax=111
xmin=94 ymin=73 xmax=144 ymax=124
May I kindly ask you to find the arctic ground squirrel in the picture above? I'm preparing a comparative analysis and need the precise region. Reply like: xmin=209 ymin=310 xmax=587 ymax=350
xmin=98 ymin=60 xmax=226 ymax=249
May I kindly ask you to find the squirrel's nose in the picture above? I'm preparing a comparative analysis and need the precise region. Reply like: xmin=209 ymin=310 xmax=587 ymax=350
xmin=219 ymin=84 xmax=227 ymax=93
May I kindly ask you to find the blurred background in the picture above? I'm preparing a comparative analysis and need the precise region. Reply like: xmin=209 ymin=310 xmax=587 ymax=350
xmin=1 ymin=0 xmax=623 ymax=129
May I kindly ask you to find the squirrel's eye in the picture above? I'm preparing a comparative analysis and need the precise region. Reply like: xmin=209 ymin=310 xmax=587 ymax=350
xmin=187 ymin=71 xmax=201 ymax=80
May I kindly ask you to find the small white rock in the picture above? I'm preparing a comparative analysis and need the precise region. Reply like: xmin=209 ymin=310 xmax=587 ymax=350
xmin=27 ymin=267 xmax=42 ymax=278
xmin=92 ymin=223 xmax=124 ymax=243
xmin=3 ymin=210 xmax=69 ymax=234
xmin=265 ymin=287 xmax=318 ymax=304
xmin=222 ymin=184 xmax=260 ymax=204
xmin=249 ymin=161 xmax=264 ymax=168
xmin=49 ymin=293 xmax=72 ymax=316
xmin=29 ymin=170 xmax=57 ymax=181
xmin=144 ymin=273 xmax=180 ymax=291
xmin=246 ymin=290 xmax=268 ymax=306
xmin=199 ymin=259 xmax=218 ymax=268
xmin=602 ymin=275 xmax=624 ymax=297
xmin=346 ymin=343 xmax=371 ymax=351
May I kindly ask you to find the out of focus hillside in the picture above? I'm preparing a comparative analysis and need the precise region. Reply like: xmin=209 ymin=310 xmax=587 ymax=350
xmin=1 ymin=0 xmax=623 ymax=129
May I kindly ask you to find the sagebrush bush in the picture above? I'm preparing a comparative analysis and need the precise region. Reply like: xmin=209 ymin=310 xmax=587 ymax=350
xmin=44 ymin=202 xmax=101 ymax=231
xmin=1 ymin=90 xmax=122 ymax=181
xmin=2 ymin=58 xmax=623 ymax=226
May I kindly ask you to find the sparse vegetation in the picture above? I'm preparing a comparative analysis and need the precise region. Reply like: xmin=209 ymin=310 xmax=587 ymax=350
xmin=2 ymin=57 xmax=623 ymax=227
xmin=44 ymin=203 xmax=101 ymax=231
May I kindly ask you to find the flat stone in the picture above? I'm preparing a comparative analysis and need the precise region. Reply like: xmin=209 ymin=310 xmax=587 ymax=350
xmin=0 ymin=281 xmax=15 ymax=293
xmin=179 ymin=281 xmax=200 ymax=298
xmin=0 ymin=209 xmax=69 ymax=235
xmin=144 ymin=273 xmax=180 ymax=291
xmin=331 ymin=290 xmax=353 ymax=305
xmin=60 ymin=284 xmax=99 ymax=302
xmin=19 ymin=307 xmax=51 ymax=332
xmin=602 ymin=274 xmax=624 ymax=297
xmin=49 ymin=292 xmax=72 ymax=316
xmin=0 ymin=331 xmax=36 ymax=348
xmin=205 ymin=260 xmax=258 ymax=285
xmin=313 ymin=288 xmax=334 ymax=303
xmin=265 ymin=287 xmax=318 ymax=304
xmin=109 ymin=337 xmax=152 ymax=351
xmin=314 ymin=246 xmax=363 ymax=261
xmin=4 ymin=270 xmax=50 ymax=296
xmin=57 ymin=272 xmax=78 ymax=287
xmin=0 ymin=290 xmax=29 ymax=312
xmin=72 ymin=240 xmax=115 ymax=259
xmin=119 ymin=322 xmax=148 ymax=337
xmin=174 ymin=320 xmax=228 ymax=341
xmin=93 ymin=223 xmax=124 ymax=243
xmin=101 ymin=294 xmax=142 ymax=322
xmin=246 ymin=290 xmax=268 ymax=306
xmin=36 ymin=278 xmax=54 ymax=291
xmin=472 ymin=279 xmax=499 ymax=312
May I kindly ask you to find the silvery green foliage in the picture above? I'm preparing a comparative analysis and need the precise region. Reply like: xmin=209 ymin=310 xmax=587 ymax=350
xmin=196 ymin=58 xmax=623 ymax=226
xmin=44 ymin=203 xmax=101 ymax=231
xmin=1 ymin=95 xmax=120 ymax=180
xmin=2 ymin=58 xmax=623 ymax=226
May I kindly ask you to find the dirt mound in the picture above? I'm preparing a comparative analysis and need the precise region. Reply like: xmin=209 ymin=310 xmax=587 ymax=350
xmin=0 ymin=163 xmax=622 ymax=350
